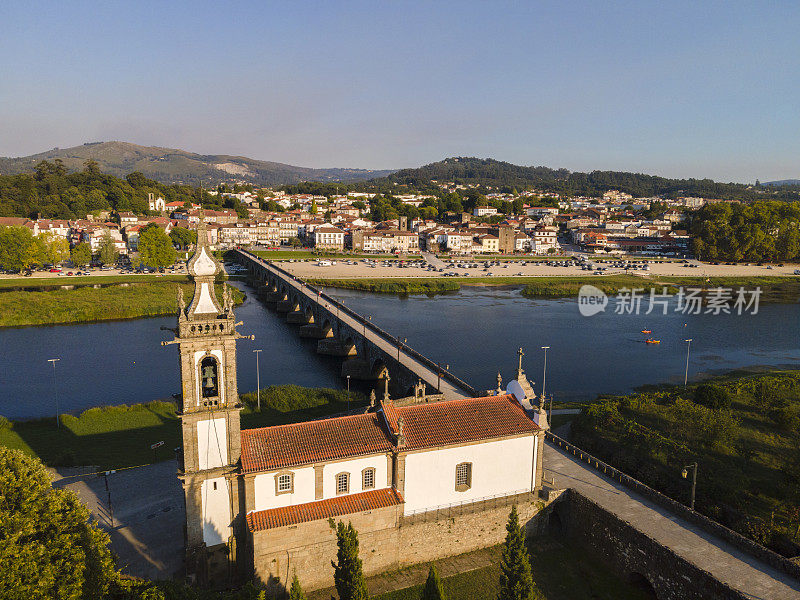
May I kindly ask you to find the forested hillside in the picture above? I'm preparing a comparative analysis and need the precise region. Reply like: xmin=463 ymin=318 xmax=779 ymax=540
xmin=377 ymin=157 xmax=800 ymax=201
xmin=0 ymin=159 xmax=240 ymax=220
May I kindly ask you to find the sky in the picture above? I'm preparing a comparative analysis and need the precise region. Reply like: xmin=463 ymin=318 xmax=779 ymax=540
xmin=1 ymin=1 xmax=798 ymax=182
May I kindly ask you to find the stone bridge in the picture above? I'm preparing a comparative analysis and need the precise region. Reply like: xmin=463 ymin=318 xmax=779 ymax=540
xmin=234 ymin=250 xmax=478 ymax=400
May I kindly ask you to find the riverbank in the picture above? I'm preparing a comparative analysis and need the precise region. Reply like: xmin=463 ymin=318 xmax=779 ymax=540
xmin=0 ymin=278 xmax=244 ymax=328
xmin=309 ymin=274 xmax=800 ymax=302
xmin=570 ymin=368 xmax=800 ymax=556
xmin=0 ymin=385 xmax=365 ymax=469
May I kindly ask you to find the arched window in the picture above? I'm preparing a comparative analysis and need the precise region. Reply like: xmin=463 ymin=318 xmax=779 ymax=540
xmin=200 ymin=357 xmax=218 ymax=398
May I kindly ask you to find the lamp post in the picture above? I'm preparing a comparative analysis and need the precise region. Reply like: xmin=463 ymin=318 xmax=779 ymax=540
xmin=364 ymin=315 xmax=372 ymax=338
xmin=541 ymin=346 xmax=550 ymax=399
xmin=253 ymin=349 xmax=262 ymax=410
xmin=398 ymin=337 xmax=407 ymax=362
xmin=682 ymin=463 xmax=698 ymax=510
xmin=47 ymin=358 xmax=60 ymax=428
xmin=684 ymin=339 xmax=693 ymax=388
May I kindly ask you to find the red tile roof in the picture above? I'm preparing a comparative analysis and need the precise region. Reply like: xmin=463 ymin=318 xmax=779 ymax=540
xmin=240 ymin=394 xmax=538 ymax=475
xmin=240 ymin=412 xmax=393 ymax=473
xmin=394 ymin=394 xmax=539 ymax=451
xmin=247 ymin=488 xmax=404 ymax=532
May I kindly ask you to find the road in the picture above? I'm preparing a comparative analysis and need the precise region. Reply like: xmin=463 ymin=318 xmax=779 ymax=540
xmin=51 ymin=462 xmax=184 ymax=581
xmin=544 ymin=442 xmax=800 ymax=600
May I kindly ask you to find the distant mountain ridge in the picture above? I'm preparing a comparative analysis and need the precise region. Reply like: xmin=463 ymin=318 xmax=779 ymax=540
xmin=0 ymin=141 xmax=395 ymax=186
xmin=764 ymin=179 xmax=800 ymax=186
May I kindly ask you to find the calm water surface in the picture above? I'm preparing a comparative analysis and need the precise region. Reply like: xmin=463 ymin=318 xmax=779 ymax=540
xmin=1 ymin=284 xmax=798 ymax=419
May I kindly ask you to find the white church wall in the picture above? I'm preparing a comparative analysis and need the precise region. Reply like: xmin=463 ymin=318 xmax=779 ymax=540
xmin=253 ymin=466 xmax=316 ymax=511
xmin=322 ymin=454 xmax=388 ymax=499
xmin=402 ymin=435 xmax=535 ymax=515
xmin=197 ymin=417 xmax=228 ymax=470
xmin=201 ymin=477 xmax=231 ymax=546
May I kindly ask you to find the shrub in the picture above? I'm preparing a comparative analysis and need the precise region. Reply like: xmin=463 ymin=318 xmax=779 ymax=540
xmin=694 ymin=384 xmax=732 ymax=410
xmin=772 ymin=405 xmax=800 ymax=431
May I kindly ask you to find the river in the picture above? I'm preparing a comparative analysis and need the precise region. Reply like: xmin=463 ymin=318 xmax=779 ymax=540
xmin=1 ymin=283 xmax=798 ymax=420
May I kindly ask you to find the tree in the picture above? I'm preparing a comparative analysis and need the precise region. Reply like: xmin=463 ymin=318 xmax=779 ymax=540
xmin=83 ymin=158 xmax=101 ymax=175
xmin=169 ymin=227 xmax=197 ymax=250
xmin=71 ymin=242 xmax=92 ymax=267
xmin=288 ymin=574 xmax=307 ymax=600
xmin=98 ymin=233 xmax=119 ymax=265
xmin=331 ymin=521 xmax=368 ymax=600
xmin=694 ymin=384 xmax=732 ymax=410
xmin=138 ymin=224 xmax=176 ymax=268
xmin=0 ymin=226 xmax=40 ymax=271
xmin=422 ymin=565 xmax=446 ymax=600
xmin=39 ymin=232 xmax=70 ymax=265
xmin=498 ymin=506 xmax=533 ymax=600
xmin=0 ymin=448 xmax=116 ymax=599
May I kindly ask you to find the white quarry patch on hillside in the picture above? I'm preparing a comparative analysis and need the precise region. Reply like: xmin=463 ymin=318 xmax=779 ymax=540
xmin=214 ymin=162 xmax=254 ymax=176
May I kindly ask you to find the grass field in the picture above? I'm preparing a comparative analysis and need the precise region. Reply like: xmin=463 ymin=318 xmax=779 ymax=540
xmin=371 ymin=537 xmax=651 ymax=600
xmin=0 ymin=385 xmax=364 ymax=470
xmin=571 ymin=369 xmax=800 ymax=554
xmin=0 ymin=280 xmax=243 ymax=328
xmin=0 ymin=273 xmax=189 ymax=290
xmin=309 ymin=273 xmax=800 ymax=302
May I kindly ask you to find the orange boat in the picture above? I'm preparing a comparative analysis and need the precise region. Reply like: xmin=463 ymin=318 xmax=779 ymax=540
xmin=645 ymin=339 xmax=660 ymax=344
xmin=641 ymin=329 xmax=652 ymax=334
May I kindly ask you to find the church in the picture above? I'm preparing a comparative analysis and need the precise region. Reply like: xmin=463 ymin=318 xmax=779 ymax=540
xmin=163 ymin=224 xmax=549 ymax=591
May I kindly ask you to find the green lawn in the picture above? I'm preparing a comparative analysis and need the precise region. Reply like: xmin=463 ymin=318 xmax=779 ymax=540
xmin=0 ymin=385 xmax=364 ymax=469
xmin=0 ymin=280 xmax=242 ymax=327
xmin=571 ymin=369 xmax=800 ymax=553
xmin=373 ymin=537 xmax=652 ymax=600
xmin=0 ymin=273 xmax=189 ymax=289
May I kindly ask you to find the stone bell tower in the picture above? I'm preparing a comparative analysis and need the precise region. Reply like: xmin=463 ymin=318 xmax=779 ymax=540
xmin=162 ymin=218 xmax=251 ymax=582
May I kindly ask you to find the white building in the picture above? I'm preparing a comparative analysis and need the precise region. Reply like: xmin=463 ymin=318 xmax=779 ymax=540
xmin=474 ymin=206 xmax=498 ymax=217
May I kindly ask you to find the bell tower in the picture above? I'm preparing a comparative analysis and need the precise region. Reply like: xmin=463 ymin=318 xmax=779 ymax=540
xmin=162 ymin=218 xmax=251 ymax=582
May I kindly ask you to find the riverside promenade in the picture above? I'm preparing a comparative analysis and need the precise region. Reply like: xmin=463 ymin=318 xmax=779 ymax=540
xmin=544 ymin=441 xmax=800 ymax=600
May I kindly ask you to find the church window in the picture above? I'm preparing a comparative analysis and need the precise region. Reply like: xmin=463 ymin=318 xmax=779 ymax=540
xmin=455 ymin=462 xmax=472 ymax=492
xmin=362 ymin=468 xmax=375 ymax=490
xmin=275 ymin=472 xmax=293 ymax=494
xmin=336 ymin=472 xmax=350 ymax=495
xmin=200 ymin=357 xmax=219 ymax=398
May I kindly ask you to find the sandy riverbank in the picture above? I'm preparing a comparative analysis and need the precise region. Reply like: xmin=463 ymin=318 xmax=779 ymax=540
xmin=276 ymin=259 xmax=800 ymax=280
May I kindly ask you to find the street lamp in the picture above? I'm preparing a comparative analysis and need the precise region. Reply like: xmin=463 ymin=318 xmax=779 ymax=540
xmin=47 ymin=358 xmax=60 ymax=428
xmin=346 ymin=375 xmax=351 ymax=412
xmin=398 ymin=337 xmax=407 ymax=362
xmin=364 ymin=315 xmax=372 ymax=337
xmin=253 ymin=349 xmax=262 ymax=410
xmin=683 ymin=339 xmax=693 ymax=388
xmin=541 ymin=346 xmax=550 ymax=399
xmin=682 ymin=462 xmax=698 ymax=510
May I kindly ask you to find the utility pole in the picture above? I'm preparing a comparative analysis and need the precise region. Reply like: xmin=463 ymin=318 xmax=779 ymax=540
xmin=541 ymin=346 xmax=550 ymax=399
xmin=47 ymin=358 xmax=61 ymax=428
xmin=398 ymin=337 xmax=406 ymax=362
xmin=682 ymin=463 xmax=698 ymax=510
xmin=253 ymin=349 xmax=263 ymax=410
xmin=684 ymin=339 xmax=693 ymax=388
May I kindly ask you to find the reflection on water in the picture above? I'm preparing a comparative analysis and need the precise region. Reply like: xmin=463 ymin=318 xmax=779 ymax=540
xmin=1 ymin=283 xmax=798 ymax=419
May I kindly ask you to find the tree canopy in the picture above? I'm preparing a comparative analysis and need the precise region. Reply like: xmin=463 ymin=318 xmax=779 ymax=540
xmin=138 ymin=224 xmax=176 ymax=267
xmin=0 ymin=448 xmax=116 ymax=599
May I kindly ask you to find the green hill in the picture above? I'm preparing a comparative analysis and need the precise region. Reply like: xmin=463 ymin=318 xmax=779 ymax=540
xmin=376 ymin=157 xmax=800 ymax=201
xmin=0 ymin=141 xmax=394 ymax=186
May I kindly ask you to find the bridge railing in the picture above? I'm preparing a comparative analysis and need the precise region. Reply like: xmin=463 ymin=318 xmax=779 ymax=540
xmin=545 ymin=431 xmax=800 ymax=582
xmin=237 ymin=250 xmax=479 ymax=398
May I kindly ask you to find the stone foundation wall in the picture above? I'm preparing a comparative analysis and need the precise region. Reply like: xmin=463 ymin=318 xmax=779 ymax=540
xmin=556 ymin=490 xmax=749 ymax=600
xmin=251 ymin=491 xmax=550 ymax=593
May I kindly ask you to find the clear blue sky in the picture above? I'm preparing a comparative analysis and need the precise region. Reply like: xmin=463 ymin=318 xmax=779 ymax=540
xmin=1 ymin=1 xmax=798 ymax=182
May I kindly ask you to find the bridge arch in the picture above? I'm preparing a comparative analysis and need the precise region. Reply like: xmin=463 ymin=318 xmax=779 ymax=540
xmin=342 ymin=337 xmax=358 ymax=357
xmin=304 ymin=306 xmax=315 ymax=324
xmin=371 ymin=358 xmax=389 ymax=380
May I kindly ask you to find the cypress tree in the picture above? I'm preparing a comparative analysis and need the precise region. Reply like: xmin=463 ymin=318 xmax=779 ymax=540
xmin=422 ymin=564 xmax=447 ymax=600
xmin=288 ymin=574 xmax=306 ymax=600
xmin=498 ymin=506 xmax=534 ymax=600
xmin=331 ymin=521 xmax=369 ymax=600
